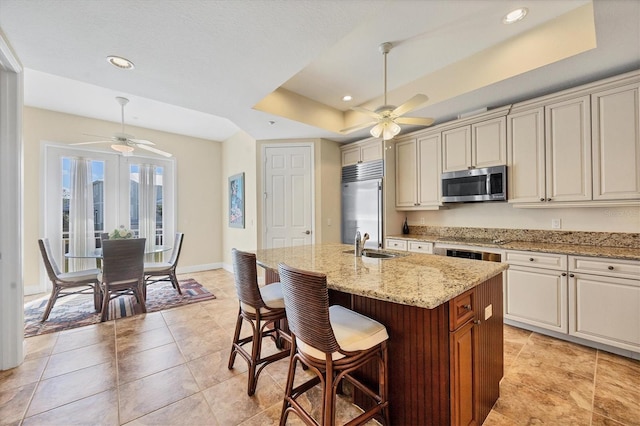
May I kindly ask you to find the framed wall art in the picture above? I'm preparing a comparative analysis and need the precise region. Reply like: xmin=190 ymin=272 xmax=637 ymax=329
xmin=228 ymin=172 xmax=245 ymax=228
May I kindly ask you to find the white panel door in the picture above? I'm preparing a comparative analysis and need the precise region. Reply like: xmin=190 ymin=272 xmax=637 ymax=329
xmin=264 ymin=145 xmax=313 ymax=249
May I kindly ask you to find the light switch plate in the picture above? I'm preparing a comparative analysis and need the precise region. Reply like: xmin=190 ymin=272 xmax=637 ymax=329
xmin=485 ymin=304 xmax=493 ymax=320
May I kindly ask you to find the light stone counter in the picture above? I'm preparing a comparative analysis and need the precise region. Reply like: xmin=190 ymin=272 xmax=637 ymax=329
xmin=253 ymin=243 xmax=507 ymax=309
xmin=387 ymin=234 xmax=640 ymax=261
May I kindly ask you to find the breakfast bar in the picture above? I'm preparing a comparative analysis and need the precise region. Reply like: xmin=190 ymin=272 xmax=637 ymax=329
xmin=254 ymin=243 xmax=508 ymax=425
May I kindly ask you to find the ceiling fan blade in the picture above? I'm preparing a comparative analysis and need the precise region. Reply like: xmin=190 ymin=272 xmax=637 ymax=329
xmin=339 ymin=120 xmax=378 ymax=134
xmin=351 ymin=106 xmax=381 ymax=119
xmin=395 ymin=116 xmax=435 ymax=126
xmin=392 ymin=94 xmax=430 ymax=117
xmin=71 ymin=140 xmax=113 ymax=146
xmin=136 ymin=144 xmax=173 ymax=157
xmin=82 ymin=133 xmax=113 ymax=139
xmin=129 ymin=138 xmax=155 ymax=145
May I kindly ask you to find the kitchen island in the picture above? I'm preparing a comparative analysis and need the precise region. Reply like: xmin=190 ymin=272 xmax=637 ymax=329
xmin=254 ymin=243 xmax=508 ymax=426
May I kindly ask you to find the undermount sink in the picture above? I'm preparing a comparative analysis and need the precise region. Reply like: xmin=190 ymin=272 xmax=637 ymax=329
xmin=362 ymin=250 xmax=399 ymax=259
xmin=342 ymin=249 xmax=403 ymax=259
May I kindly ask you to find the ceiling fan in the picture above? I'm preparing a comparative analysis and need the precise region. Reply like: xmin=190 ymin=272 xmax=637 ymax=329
xmin=340 ymin=42 xmax=435 ymax=140
xmin=72 ymin=97 xmax=172 ymax=157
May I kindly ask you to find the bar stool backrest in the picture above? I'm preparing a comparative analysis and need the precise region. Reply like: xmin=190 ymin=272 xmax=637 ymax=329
xmin=231 ymin=249 xmax=267 ymax=310
xmin=277 ymin=263 xmax=340 ymax=355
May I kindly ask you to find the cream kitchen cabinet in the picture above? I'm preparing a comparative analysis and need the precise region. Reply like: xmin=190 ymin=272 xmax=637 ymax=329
xmin=442 ymin=117 xmax=506 ymax=173
xmin=341 ymin=139 xmax=383 ymax=167
xmin=508 ymin=71 xmax=640 ymax=206
xmin=395 ymin=134 xmax=442 ymax=209
xmin=591 ymin=82 xmax=640 ymax=200
xmin=503 ymin=251 xmax=569 ymax=333
xmin=508 ymin=95 xmax=592 ymax=204
xmin=568 ymin=256 xmax=640 ymax=353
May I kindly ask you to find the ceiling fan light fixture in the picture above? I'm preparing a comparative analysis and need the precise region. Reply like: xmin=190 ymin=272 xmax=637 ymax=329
xmin=107 ymin=55 xmax=135 ymax=70
xmin=370 ymin=120 xmax=401 ymax=140
xmin=111 ymin=143 xmax=134 ymax=153
xmin=502 ymin=8 xmax=528 ymax=24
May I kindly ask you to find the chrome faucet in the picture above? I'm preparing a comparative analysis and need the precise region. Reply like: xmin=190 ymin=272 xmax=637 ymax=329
xmin=355 ymin=231 xmax=370 ymax=257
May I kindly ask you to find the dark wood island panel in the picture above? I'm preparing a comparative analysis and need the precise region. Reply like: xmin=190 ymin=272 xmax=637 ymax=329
xmin=331 ymin=274 xmax=503 ymax=426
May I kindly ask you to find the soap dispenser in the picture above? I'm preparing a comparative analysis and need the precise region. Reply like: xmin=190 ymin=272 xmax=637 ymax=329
xmin=402 ymin=217 xmax=409 ymax=234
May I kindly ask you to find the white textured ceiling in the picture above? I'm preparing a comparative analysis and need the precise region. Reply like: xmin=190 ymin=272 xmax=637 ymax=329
xmin=0 ymin=0 xmax=638 ymax=143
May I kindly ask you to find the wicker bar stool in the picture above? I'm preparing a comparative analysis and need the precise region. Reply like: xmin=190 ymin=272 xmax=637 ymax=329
xmin=228 ymin=248 xmax=290 ymax=396
xmin=277 ymin=263 xmax=390 ymax=426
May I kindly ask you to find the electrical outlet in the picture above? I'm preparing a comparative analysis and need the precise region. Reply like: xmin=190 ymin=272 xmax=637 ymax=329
xmin=551 ymin=218 xmax=561 ymax=229
xmin=327 ymin=218 xmax=332 ymax=226
xmin=420 ymin=217 xmax=425 ymax=225
xmin=484 ymin=304 xmax=493 ymax=321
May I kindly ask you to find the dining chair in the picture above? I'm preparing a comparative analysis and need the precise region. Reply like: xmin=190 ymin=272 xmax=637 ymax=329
xmin=228 ymin=248 xmax=291 ymax=396
xmin=277 ymin=263 xmax=390 ymax=426
xmin=100 ymin=238 xmax=146 ymax=322
xmin=143 ymin=232 xmax=184 ymax=298
xmin=38 ymin=238 xmax=102 ymax=322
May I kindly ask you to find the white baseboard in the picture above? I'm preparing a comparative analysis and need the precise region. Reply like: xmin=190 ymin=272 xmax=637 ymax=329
xmin=176 ymin=263 xmax=223 ymax=274
xmin=222 ymin=263 xmax=233 ymax=273
xmin=24 ymin=285 xmax=45 ymax=296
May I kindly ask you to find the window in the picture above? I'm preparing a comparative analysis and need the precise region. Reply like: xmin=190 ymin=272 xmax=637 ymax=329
xmin=43 ymin=144 xmax=175 ymax=279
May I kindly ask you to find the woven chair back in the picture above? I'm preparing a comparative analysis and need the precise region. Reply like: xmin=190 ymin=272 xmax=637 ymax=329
xmin=231 ymin=248 xmax=267 ymax=309
xmin=277 ymin=263 xmax=340 ymax=354
xmin=38 ymin=238 xmax=62 ymax=280
xmin=168 ymin=233 xmax=184 ymax=266
xmin=102 ymin=238 xmax=146 ymax=287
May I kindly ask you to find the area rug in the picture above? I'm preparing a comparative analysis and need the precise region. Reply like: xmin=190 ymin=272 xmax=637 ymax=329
xmin=24 ymin=279 xmax=216 ymax=337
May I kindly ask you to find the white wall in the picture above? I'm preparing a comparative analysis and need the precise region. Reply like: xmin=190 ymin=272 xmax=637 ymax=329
xmin=404 ymin=202 xmax=640 ymax=233
xmin=23 ymin=107 xmax=223 ymax=290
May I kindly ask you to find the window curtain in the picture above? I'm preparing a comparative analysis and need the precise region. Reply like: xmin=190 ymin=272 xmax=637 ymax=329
xmin=69 ymin=158 xmax=96 ymax=271
xmin=138 ymin=164 xmax=156 ymax=252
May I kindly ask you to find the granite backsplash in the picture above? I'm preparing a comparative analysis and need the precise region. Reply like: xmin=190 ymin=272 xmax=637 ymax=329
xmin=407 ymin=226 xmax=640 ymax=249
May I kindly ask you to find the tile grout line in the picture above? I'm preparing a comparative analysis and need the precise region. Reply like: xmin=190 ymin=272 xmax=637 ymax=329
xmin=20 ymin=331 xmax=60 ymax=423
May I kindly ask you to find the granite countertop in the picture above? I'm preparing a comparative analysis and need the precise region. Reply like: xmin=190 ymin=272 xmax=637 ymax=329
xmin=253 ymin=243 xmax=508 ymax=310
xmin=387 ymin=234 xmax=640 ymax=261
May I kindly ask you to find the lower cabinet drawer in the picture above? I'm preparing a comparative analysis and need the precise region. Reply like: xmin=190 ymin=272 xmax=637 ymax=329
xmin=449 ymin=289 xmax=475 ymax=331
xmin=570 ymin=256 xmax=640 ymax=279
xmin=505 ymin=250 xmax=567 ymax=270
xmin=408 ymin=241 xmax=433 ymax=254
xmin=385 ymin=239 xmax=408 ymax=251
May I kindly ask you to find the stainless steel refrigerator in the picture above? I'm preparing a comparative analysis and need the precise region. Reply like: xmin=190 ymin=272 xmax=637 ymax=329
xmin=341 ymin=160 xmax=383 ymax=249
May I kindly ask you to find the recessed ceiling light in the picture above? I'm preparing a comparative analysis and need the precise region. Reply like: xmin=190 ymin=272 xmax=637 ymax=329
xmin=107 ymin=55 xmax=135 ymax=70
xmin=342 ymin=95 xmax=353 ymax=102
xmin=502 ymin=7 xmax=528 ymax=24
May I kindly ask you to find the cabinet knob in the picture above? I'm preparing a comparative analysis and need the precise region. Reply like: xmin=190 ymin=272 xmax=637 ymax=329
xmin=463 ymin=304 xmax=472 ymax=311
xmin=529 ymin=258 xmax=534 ymax=262
xmin=570 ymin=273 xmax=575 ymax=278
xmin=540 ymin=198 xmax=545 ymax=202
xmin=547 ymin=198 xmax=552 ymax=201
xmin=561 ymin=272 xmax=567 ymax=276
xmin=473 ymin=320 xmax=481 ymax=325
xmin=608 ymin=266 xmax=614 ymax=270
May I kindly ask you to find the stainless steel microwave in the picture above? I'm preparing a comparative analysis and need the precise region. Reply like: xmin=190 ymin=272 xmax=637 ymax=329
xmin=441 ymin=165 xmax=507 ymax=202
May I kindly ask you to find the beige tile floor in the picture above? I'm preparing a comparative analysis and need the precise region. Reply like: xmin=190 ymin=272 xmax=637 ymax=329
xmin=2 ymin=268 xmax=639 ymax=425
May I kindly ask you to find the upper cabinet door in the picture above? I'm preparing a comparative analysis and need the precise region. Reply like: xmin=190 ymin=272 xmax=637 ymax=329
xmin=395 ymin=138 xmax=418 ymax=207
xmin=417 ymin=134 xmax=442 ymax=206
xmin=341 ymin=146 xmax=361 ymax=167
xmin=472 ymin=117 xmax=506 ymax=169
xmin=507 ymin=108 xmax=546 ymax=203
xmin=442 ymin=126 xmax=471 ymax=172
xmin=360 ymin=141 xmax=383 ymax=163
xmin=591 ymin=83 xmax=640 ymax=200
xmin=341 ymin=140 xmax=383 ymax=167
xmin=545 ymin=95 xmax=592 ymax=202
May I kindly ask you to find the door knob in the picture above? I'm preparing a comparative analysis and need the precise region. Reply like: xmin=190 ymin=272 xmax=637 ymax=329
xmin=303 ymin=230 xmax=311 ymax=235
